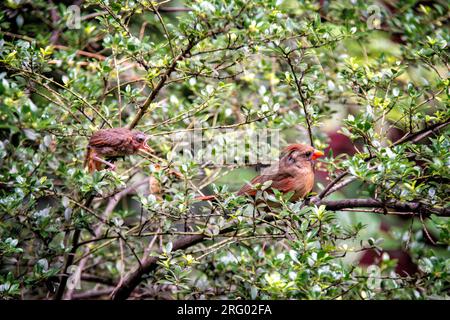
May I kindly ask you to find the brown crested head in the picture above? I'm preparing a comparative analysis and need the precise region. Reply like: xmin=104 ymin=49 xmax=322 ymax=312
xmin=280 ymin=143 xmax=324 ymax=168
xmin=132 ymin=131 xmax=153 ymax=152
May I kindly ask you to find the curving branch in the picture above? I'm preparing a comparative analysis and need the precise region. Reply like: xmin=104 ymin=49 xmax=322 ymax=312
xmin=320 ymin=198 xmax=450 ymax=217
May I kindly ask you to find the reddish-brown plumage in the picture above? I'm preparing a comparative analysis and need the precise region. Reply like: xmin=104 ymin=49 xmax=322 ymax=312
xmin=197 ymin=143 xmax=324 ymax=202
xmin=84 ymin=127 xmax=153 ymax=172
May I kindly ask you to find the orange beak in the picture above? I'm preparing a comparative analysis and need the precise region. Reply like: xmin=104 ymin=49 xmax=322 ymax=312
xmin=311 ymin=149 xmax=324 ymax=160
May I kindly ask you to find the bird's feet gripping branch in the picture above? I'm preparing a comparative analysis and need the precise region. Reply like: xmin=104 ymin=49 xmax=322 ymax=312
xmin=84 ymin=127 xmax=154 ymax=173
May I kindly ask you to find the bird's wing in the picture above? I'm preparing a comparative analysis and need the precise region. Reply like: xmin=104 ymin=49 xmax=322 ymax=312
xmin=88 ymin=129 xmax=132 ymax=148
xmin=237 ymin=171 xmax=295 ymax=196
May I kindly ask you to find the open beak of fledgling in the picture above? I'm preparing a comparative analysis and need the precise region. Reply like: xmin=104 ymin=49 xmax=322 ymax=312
xmin=141 ymin=138 xmax=155 ymax=154
xmin=311 ymin=149 xmax=324 ymax=161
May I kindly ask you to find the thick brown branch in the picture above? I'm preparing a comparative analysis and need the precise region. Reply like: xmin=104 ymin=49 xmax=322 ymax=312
xmin=53 ymin=229 xmax=81 ymax=300
xmin=53 ymin=195 xmax=95 ymax=300
xmin=72 ymin=288 xmax=114 ymax=300
xmin=81 ymin=274 xmax=117 ymax=286
xmin=110 ymin=233 xmax=205 ymax=300
xmin=320 ymin=198 xmax=449 ymax=217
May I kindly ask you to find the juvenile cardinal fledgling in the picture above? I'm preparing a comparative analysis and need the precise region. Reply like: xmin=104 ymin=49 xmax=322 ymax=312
xmin=84 ymin=127 xmax=154 ymax=172
xmin=197 ymin=143 xmax=324 ymax=202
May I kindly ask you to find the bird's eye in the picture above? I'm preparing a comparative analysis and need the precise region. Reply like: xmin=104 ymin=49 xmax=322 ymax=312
xmin=305 ymin=151 xmax=312 ymax=158
xmin=136 ymin=137 xmax=144 ymax=143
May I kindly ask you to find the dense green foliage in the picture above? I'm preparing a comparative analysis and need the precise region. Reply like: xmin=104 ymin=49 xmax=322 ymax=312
xmin=0 ymin=0 xmax=448 ymax=300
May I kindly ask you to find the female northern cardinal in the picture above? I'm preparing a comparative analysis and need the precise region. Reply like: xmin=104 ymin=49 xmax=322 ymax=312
xmin=84 ymin=127 xmax=154 ymax=172
xmin=197 ymin=143 xmax=324 ymax=201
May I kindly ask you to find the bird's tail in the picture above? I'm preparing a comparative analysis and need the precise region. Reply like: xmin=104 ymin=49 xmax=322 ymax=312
xmin=195 ymin=195 xmax=217 ymax=201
